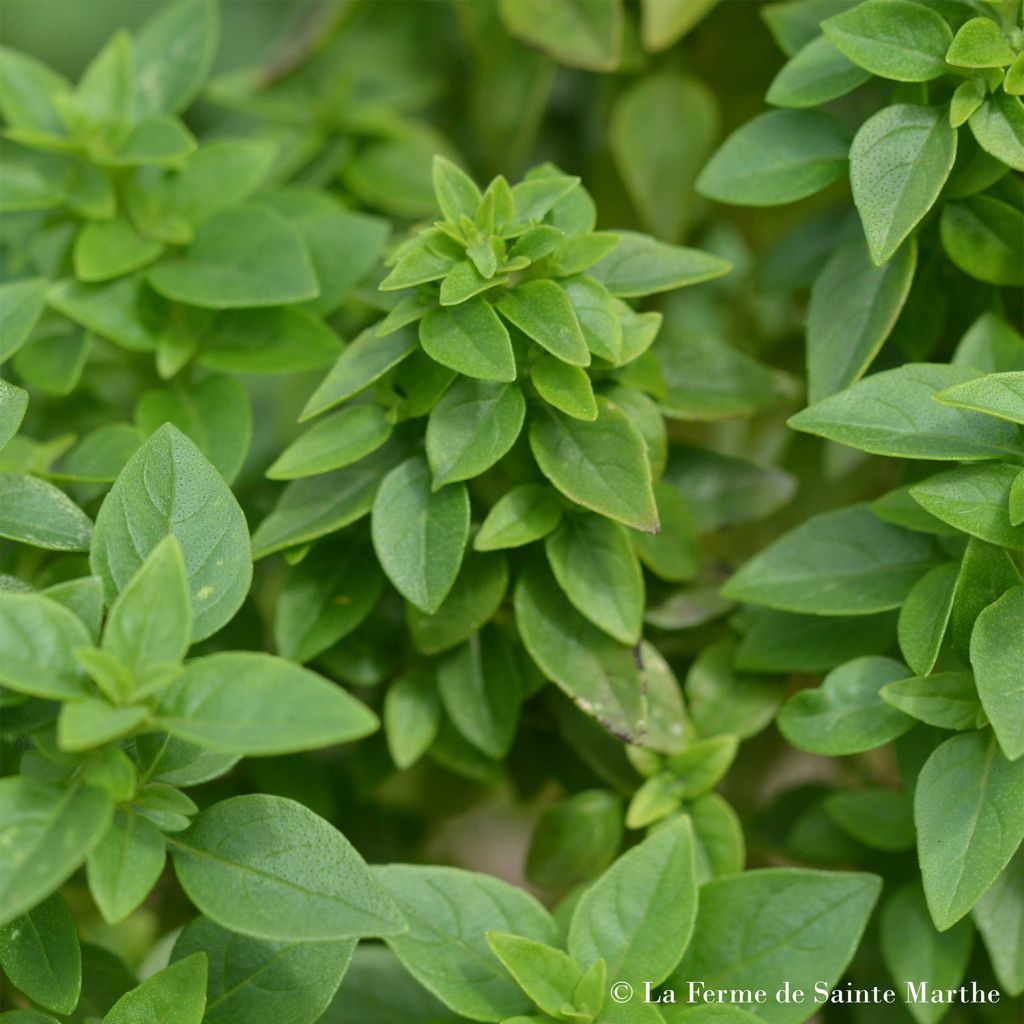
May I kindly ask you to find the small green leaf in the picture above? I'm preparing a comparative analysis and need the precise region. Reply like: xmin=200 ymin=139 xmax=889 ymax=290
xmin=474 ymin=483 xmax=563 ymax=551
xmin=0 ymin=277 xmax=48 ymax=362
xmin=426 ymin=379 xmax=525 ymax=487
xmin=515 ymin=561 xmax=645 ymax=743
xmin=274 ymin=542 xmax=383 ymax=663
xmin=377 ymin=863 xmax=557 ymax=1021
xmin=632 ymin=481 xmax=699 ymax=582
xmin=0 ymin=379 xmax=28 ymax=450
xmin=826 ymin=790 xmax=915 ymax=852
xmin=498 ymin=280 xmax=590 ymax=367
xmin=972 ymin=851 xmax=1024 ymax=995
xmin=384 ymin=669 xmax=441 ymax=770
xmin=526 ymin=790 xmax=623 ymax=891
xmin=881 ymin=672 xmax=983 ymax=731
xmin=0 ymin=778 xmax=113 ymax=927
xmin=897 ymin=561 xmax=959 ymax=677
xmin=0 ymin=894 xmax=81 ymax=1015
xmin=0 ymin=591 xmax=91 ymax=699
xmin=589 ymin=232 xmax=729 ymax=298
xmin=531 ymin=353 xmax=598 ymax=421
xmin=90 ymin=424 xmax=251 ymax=642
xmin=267 ymin=405 xmax=392 ymax=480
xmin=916 ymin=731 xmax=1024 ymax=930
xmin=408 ymin=551 xmax=508 ymax=655
xmin=301 ymin=325 xmax=418 ymax=421
xmin=148 ymin=204 xmax=319 ymax=309
xmin=251 ymin=447 xmax=399 ymax=559
xmin=0 ymin=473 xmax=93 ymax=551
xmin=529 ymin=399 xmax=658 ymax=533
xmin=171 ymin=795 xmax=405 ymax=941
xmin=789 ymin=363 xmax=1023 ymax=461
xmin=807 ymin=236 xmax=916 ymax=401
xmin=911 ymin=463 xmax=1024 ymax=549
xmin=74 ymin=217 xmax=164 ymax=282
xmin=420 ymin=297 xmax=517 ymax=382
xmin=778 ymin=656 xmax=914 ymax=754
xmin=0 ymin=46 xmax=70 ymax=133
xmin=87 ymin=809 xmax=166 ymax=924
xmin=968 ymin=93 xmax=1024 ymax=172
xmin=171 ymin=915 xmax=354 ymax=1024
xmin=823 ymin=0 xmax=953 ymax=81
xmin=498 ymin=0 xmax=622 ymax=72
xmin=546 ymin=514 xmax=644 ymax=644
xmin=669 ymin=869 xmax=881 ymax=1023
xmin=971 ymin=586 xmax=1024 ymax=760
xmin=486 ymin=933 xmax=581 ymax=1020
xmin=58 ymin=698 xmax=149 ymax=752
xmin=134 ymin=374 xmax=252 ymax=484
xmin=134 ymin=0 xmax=218 ymax=115
xmin=940 ymin=196 xmax=1024 ymax=286
xmin=935 ymin=370 xmax=1024 ymax=424
xmin=432 ymin=155 xmax=481 ymax=223
xmin=102 ymin=953 xmax=206 ymax=1024
xmin=102 ymin=535 xmax=191 ymax=673
xmin=767 ymin=34 xmax=871 ymax=108
xmin=851 ymin=105 xmax=956 ymax=266
xmin=438 ymin=627 xmax=522 ymax=759
xmin=881 ymin=884 xmax=974 ymax=1024
xmin=157 ymin=652 xmax=378 ymax=754
xmin=722 ymin=504 xmax=936 ymax=615
xmin=697 ymin=110 xmax=848 ymax=205
xmin=946 ymin=17 xmax=1016 ymax=69
xmin=371 ymin=456 xmax=469 ymax=614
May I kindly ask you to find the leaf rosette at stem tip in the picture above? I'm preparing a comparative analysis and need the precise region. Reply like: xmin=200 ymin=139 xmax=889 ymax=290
xmin=260 ymin=153 xmax=731 ymax=743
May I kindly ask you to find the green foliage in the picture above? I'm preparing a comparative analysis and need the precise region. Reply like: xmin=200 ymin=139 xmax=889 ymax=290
xmin=1 ymin=0 xmax=1021 ymax=1020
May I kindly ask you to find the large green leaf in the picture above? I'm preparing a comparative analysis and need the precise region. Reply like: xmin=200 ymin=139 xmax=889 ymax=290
xmin=171 ymin=795 xmax=405 ymax=941
xmin=697 ymin=110 xmax=848 ymax=205
xmin=916 ymin=731 xmax=1024 ymax=930
xmin=371 ymin=457 xmax=469 ymax=614
xmin=850 ymin=103 xmax=956 ymax=265
xmin=971 ymin=586 xmax=1024 ymax=760
xmin=789 ymin=364 xmax=1023 ymax=461
xmin=667 ymin=870 xmax=881 ymax=1024
xmin=376 ymin=864 xmax=557 ymax=1022
xmin=806 ymin=237 xmax=916 ymax=401
xmin=171 ymin=915 xmax=354 ymax=1024
xmin=90 ymin=424 xmax=251 ymax=642
xmin=722 ymin=504 xmax=936 ymax=615
xmin=529 ymin=398 xmax=658 ymax=533
xmin=0 ymin=779 xmax=113 ymax=927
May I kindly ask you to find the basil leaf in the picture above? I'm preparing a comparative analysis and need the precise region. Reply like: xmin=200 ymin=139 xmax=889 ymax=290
xmin=767 ymin=34 xmax=870 ymax=108
xmin=157 ymin=652 xmax=378 ymax=755
xmin=823 ymin=0 xmax=953 ymax=81
xmin=970 ymin=586 xmax=1024 ymax=760
xmin=420 ymin=297 xmax=517 ymax=382
xmin=0 ymin=778 xmax=113 ymax=927
xmin=0 ymin=277 xmax=48 ymax=362
xmin=267 ymin=405 xmax=393 ymax=481
xmin=426 ymin=379 xmax=525 ymax=487
xmin=723 ymin=504 xmax=936 ymax=615
xmin=0 ymin=591 xmax=91 ymax=699
xmin=171 ymin=915 xmax=354 ymax=1024
xmin=806 ymin=236 xmax=916 ymax=401
xmin=897 ymin=561 xmax=959 ymax=677
xmin=102 ymin=953 xmax=206 ymax=1024
xmin=474 ymin=484 xmax=563 ymax=551
xmin=0 ymin=473 xmax=93 ymax=551
xmin=916 ymin=731 xmax=1024 ymax=930
xmin=590 ymin=231 xmax=730 ymax=296
xmin=778 ymin=656 xmax=914 ymax=754
xmin=789 ymin=364 xmax=1023 ymax=461
xmin=697 ymin=110 xmax=848 ymax=205
xmin=529 ymin=399 xmax=658 ymax=533
xmin=376 ymin=863 xmax=557 ymax=1021
xmin=972 ymin=851 xmax=1024 ymax=996
xmin=371 ymin=456 xmax=470 ymax=614
xmin=171 ymin=795 xmax=405 ymax=941
xmin=0 ymin=893 xmax=81 ymax=1014
xmin=935 ymin=370 xmax=1024 ymax=424
xmin=86 ymin=809 xmax=166 ymax=924
xmin=669 ymin=869 xmax=881 ymax=1022
xmin=498 ymin=280 xmax=590 ymax=367
xmin=90 ymin=424 xmax=251 ymax=642
xmin=881 ymin=672 xmax=983 ymax=731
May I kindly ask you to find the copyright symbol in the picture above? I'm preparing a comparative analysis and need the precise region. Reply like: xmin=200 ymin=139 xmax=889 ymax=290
xmin=610 ymin=981 xmax=634 ymax=1003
